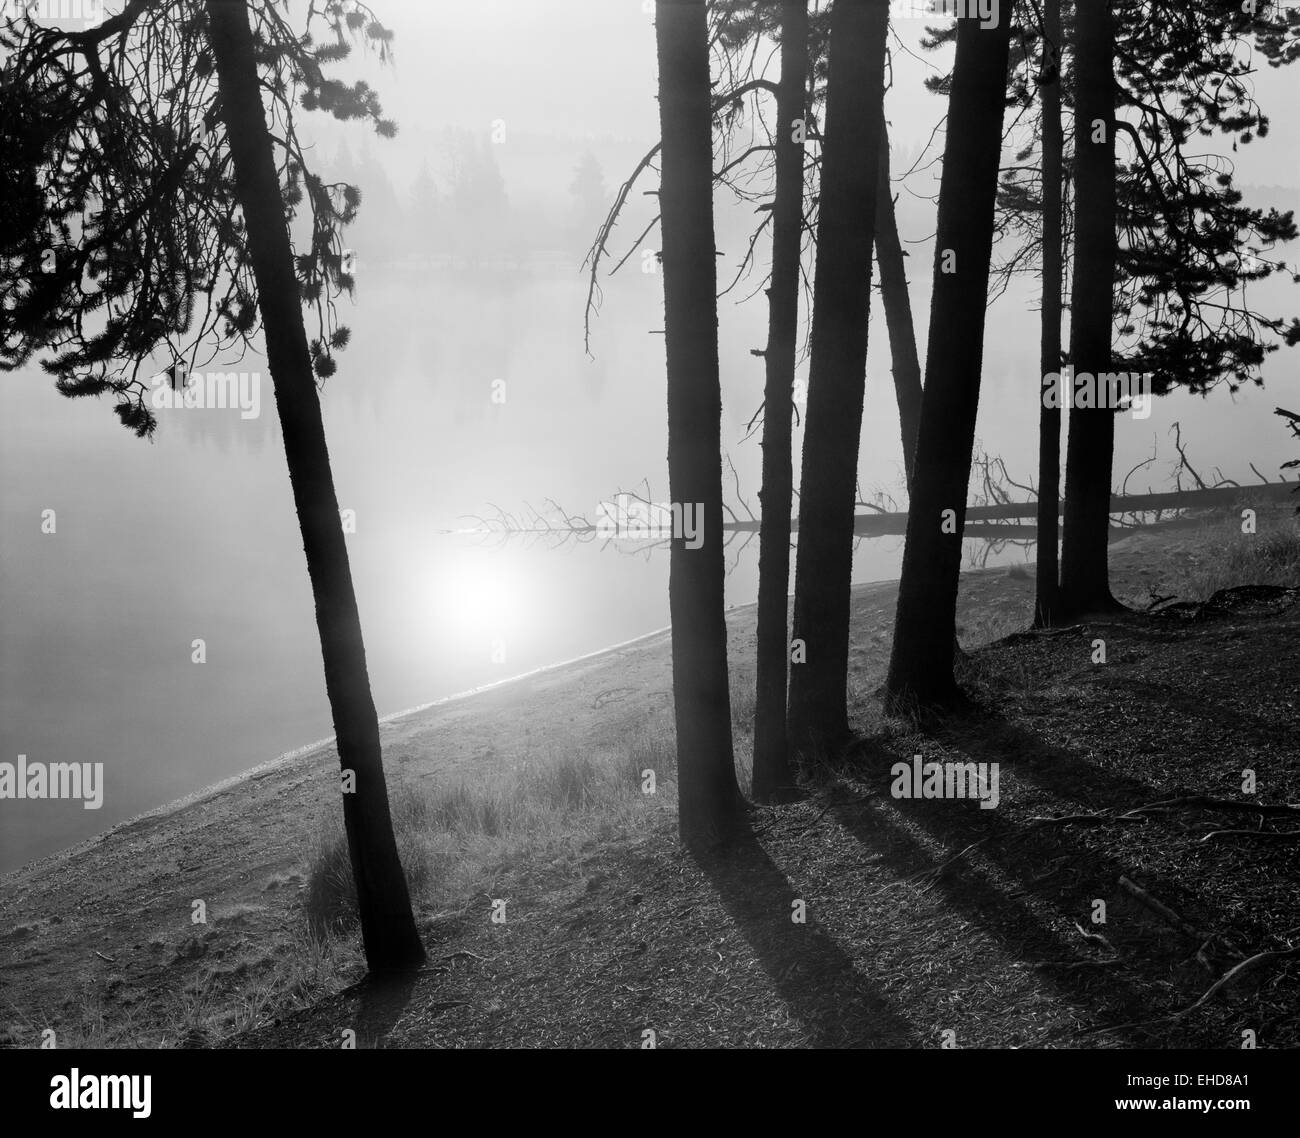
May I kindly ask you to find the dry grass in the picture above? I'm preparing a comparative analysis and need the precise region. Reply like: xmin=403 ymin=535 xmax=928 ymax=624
xmin=243 ymin=588 xmax=1300 ymax=1050
xmin=730 ymin=684 xmax=756 ymax=794
xmin=304 ymin=732 xmax=675 ymax=942
xmin=1179 ymin=521 xmax=1300 ymax=600
xmin=302 ymin=683 xmax=774 ymax=942
xmin=24 ymin=919 xmax=351 ymax=1049
xmin=16 ymin=727 xmax=675 ymax=1047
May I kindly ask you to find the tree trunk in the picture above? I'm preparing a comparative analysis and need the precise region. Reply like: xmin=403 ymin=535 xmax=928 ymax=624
xmin=1034 ymin=0 xmax=1064 ymax=627
xmin=1059 ymin=0 xmax=1122 ymax=616
xmin=655 ymin=0 xmax=745 ymax=845
xmin=884 ymin=14 xmax=1014 ymax=711
xmin=206 ymin=0 xmax=424 ymax=972
xmin=751 ymin=0 xmax=809 ymax=805
xmin=876 ymin=113 xmax=923 ymax=492
xmin=787 ymin=0 xmax=889 ymax=754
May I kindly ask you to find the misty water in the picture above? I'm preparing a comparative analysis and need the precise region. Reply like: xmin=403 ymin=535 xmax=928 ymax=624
xmin=4 ymin=252 xmax=1296 ymax=876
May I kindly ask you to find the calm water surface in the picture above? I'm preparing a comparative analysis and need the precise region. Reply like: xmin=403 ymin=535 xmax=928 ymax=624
xmin=2 ymin=264 xmax=1294 ymax=873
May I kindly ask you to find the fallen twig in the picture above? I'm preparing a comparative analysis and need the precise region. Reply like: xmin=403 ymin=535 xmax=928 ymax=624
xmin=1026 ymin=812 xmax=1147 ymax=828
xmin=1118 ymin=875 xmax=1215 ymax=946
xmin=1074 ymin=921 xmax=1117 ymax=954
xmin=1066 ymin=937 xmax=1300 ymax=1042
xmin=1003 ymin=624 xmax=1086 ymax=643
xmin=1126 ymin=796 xmax=1300 ymax=817
xmin=1200 ymin=828 xmax=1300 ymax=843
xmin=1177 ymin=946 xmax=1300 ymax=1015
xmin=870 ymin=834 xmax=997 ymax=895
xmin=1023 ymin=797 xmax=1300 ymax=833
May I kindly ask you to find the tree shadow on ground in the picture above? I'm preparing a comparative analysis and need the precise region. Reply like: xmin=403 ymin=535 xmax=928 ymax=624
xmin=693 ymin=830 xmax=922 ymax=1047
xmin=340 ymin=970 xmax=421 ymax=1049
xmin=829 ymin=714 xmax=1240 ymax=1044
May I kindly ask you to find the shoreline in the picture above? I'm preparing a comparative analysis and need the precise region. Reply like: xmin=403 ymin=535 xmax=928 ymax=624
xmin=0 ymin=519 xmax=1222 ymax=886
xmin=1 ymin=617 xmax=681 ymax=884
xmin=0 ymin=506 xmax=1277 ymax=1048
xmin=0 ymin=562 xmax=1077 ymax=884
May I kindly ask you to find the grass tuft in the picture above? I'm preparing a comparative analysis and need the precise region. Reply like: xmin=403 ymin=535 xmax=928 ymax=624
xmin=1181 ymin=523 xmax=1300 ymax=599
xmin=303 ymin=725 xmax=679 ymax=942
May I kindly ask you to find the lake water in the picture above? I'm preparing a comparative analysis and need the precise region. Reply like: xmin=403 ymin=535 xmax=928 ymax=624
xmin=2 ymin=260 xmax=1296 ymax=874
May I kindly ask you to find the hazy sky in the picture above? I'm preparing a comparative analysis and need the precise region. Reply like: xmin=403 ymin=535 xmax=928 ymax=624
xmin=334 ymin=0 xmax=1300 ymax=187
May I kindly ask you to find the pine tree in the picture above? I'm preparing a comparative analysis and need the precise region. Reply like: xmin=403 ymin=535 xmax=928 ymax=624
xmin=0 ymin=0 xmax=425 ymax=973
xmin=656 ymin=0 xmax=746 ymax=845
xmin=884 ymin=13 xmax=1014 ymax=710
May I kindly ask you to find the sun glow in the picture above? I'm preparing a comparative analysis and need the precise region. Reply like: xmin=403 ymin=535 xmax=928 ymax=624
xmin=425 ymin=553 xmax=534 ymax=660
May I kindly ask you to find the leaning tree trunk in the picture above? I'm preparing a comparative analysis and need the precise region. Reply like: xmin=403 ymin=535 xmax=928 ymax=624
xmin=1034 ymin=0 xmax=1065 ymax=627
xmin=876 ymin=113 xmax=923 ymax=492
xmin=787 ymin=0 xmax=889 ymax=755
xmin=206 ymin=0 xmax=424 ymax=972
xmin=655 ymin=0 xmax=745 ymax=845
xmin=884 ymin=14 xmax=1014 ymax=711
xmin=751 ymin=0 xmax=809 ymax=805
xmin=1059 ymin=0 xmax=1122 ymax=617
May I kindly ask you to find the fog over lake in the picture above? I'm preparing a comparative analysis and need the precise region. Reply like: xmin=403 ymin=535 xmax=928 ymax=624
xmin=2 ymin=0 xmax=1297 ymax=874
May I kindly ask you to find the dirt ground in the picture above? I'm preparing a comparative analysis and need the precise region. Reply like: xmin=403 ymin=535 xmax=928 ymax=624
xmin=1 ymin=504 xmax=1295 ymax=1048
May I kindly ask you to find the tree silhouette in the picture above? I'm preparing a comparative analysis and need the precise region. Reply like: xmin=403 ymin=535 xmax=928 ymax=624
xmin=1034 ymin=0 xmax=1065 ymax=628
xmin=1051 ymin=1 xmax=1299 ymax=615
xmin=787 ymin=0 xmax=890 ymax=752
xmin=1058 ymin=0 xmax=1121 ymax=616
xmin=0 ymin=0 xmax=425 ymax=972
xmin=885 ymin=13 xmax=1015 ymax=710
xmin=751 ymin=0 xmax=809 ymax=805
xmin=655 ymin=0 xmax=746 ymax=846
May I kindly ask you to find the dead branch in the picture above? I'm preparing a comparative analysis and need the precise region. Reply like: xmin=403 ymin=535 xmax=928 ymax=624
xmin=1003 ymin=624 xmax=1087 ymax=643
xmin=1176 ymin=945 xmax=1300 ymax=1016
xmin=1117 ymin=876 xmax=1246 ymax=966
xmin=718 ymin=211 xmax=774 ymax=299
xmin=1074 ymin=920 xmax=1118 ymax=954
xmin=993 ymin=455 xmax=1037 ymax=499
xmin=1121 ymin=438 xmax=1159 ymax=497
xmin=582 ymin=81 xmax=781 ymax=354
xmin=869 ymin=834 xmax=1000 ymax=895
xmin=1118 ymin=875 xmax=1214 ymax=945
xmin=1069 ymin=938 xmax=1300 ymax=1042
xmin=1025 ymin=812 xmax=1148 ymax=827
xmin=543 ymin=497 xmax=592 ymax=531
xmin=1126 ymin=796 xmax=1300 ymax=817
xmin=1170 ymin=422 xmax=1208 ymax=491
xmin=583 ymin=142 xmax=661 ymax=353
xmin=607 ymin=215 xmax=661 ymax=275
xmin=723 ymin=451 xmax=756 ymax=522
xmin=1199 ymin=828 xmax=1300 ymax=843
xmin=854 ymin=480 xmax=898 ymax=514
